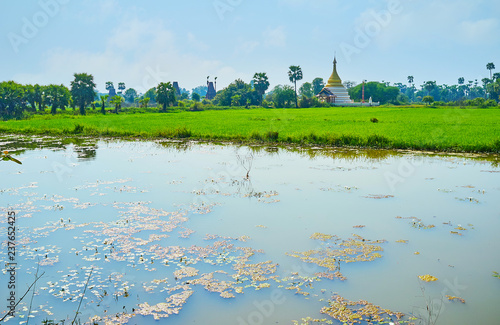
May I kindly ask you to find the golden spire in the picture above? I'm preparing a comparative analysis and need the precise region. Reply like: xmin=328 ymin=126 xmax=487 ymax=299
xmin=326 ymin=55 xmax=343 ymax=87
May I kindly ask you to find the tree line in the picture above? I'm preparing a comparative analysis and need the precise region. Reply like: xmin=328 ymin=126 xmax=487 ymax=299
xmin=1 ymin=63 xmax=498 ymax=119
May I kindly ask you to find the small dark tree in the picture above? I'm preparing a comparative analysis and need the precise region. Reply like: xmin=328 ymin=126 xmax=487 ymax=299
xmin=423 ymin=95 xmax=434 ymax=106
xmin=191 ymin=92 xmax=201 ymax=102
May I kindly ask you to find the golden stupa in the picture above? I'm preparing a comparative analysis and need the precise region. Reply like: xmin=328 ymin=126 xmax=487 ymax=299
xmin=318 ymin=56 xmax=353 ymax=104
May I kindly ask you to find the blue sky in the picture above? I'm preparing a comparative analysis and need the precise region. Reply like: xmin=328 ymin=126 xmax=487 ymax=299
xmin=1 ymin=0 xmax=499 ymax=94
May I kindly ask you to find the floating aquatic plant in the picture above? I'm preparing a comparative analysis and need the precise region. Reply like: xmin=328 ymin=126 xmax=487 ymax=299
xmin=418 ymin=274 xmax=438 ymax=282
xmin=446 ymin=295 xmax=465 ymax=303
xmin=320 ymin=294 xmax=405 ymax=325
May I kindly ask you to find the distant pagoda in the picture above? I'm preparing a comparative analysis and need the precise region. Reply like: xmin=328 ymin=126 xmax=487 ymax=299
xmin=317 ymin=56 xmax=353 ymax=104
xmin=206 ymin=81 xmax=216 ymax=100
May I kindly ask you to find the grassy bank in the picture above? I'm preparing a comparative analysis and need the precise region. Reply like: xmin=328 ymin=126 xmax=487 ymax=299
xmin=1 ymin=106 xmax=499 ymax=153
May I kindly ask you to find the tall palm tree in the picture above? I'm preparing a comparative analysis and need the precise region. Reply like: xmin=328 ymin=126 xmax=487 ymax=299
xmin=118 ymin=82 xmax=126 ymax=94
xmin=252 ymin=72 xmax=270 ymax=104
xmin=486 ymin=62 xmax=495 ymax=79
xmin=407 ymin=76 xmax=414 ymax=86
xmin=288 ymin=65 xmax=303 ymax=108
xmin=100 ymin=95 xmax=109 ymax=114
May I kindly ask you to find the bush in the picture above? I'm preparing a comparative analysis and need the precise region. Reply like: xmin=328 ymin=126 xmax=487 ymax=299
xmin=262 ymin=100 xmax=274 ymax=108
xmin=266 ymin=131 xmax=279 ymax=141
xmin=472 ymin=97 xmax=485 ymax=107
xmin=73 ymin=123 xmax=84 ymax=134
xmin=250 ymin=131 xmax=263 ymax=141
xmin=370 ymin=117 xmax=379 ymax=123
xmin=484 ymin=99 xmax=498 ymax=107
xmin=190 ymin=102 xmax=204 ymax=111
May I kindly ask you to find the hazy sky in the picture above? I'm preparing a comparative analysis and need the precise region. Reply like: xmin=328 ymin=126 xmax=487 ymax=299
xmin=1 ymin=0 xmax=499 ymax=93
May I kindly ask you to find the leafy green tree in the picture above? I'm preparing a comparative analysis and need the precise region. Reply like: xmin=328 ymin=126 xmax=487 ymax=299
xmin=252 ymin=72 xmax=270 ymax=104
xmin=424 ymin=81 xmax=437 ymax=95
xmin=231 ymin=94 xmax=242 ymax=106
xmin=23 ymin=84 xmax=37 ymax=112
xmin=0 ymin=81 xmax=25 ymax=117
xmin=100 ymin=95 xmax=109 ymax=114
xmin=407 ymin=76 xmax=414 ymax=86
xmin=110 ymin=95 xmax=124 ymax=113
xmin=144 ymin=88 xmax=157 ymax=103
xmin=118 ymin=82 xmax=126 ymax=94
xmin=139 ymin=97 xmax=150 ymax=108
xmin=288 ymin=65 xmax=303 ymax=108
xmin=486 ymin=78 xmax=500 ymax=101
xmin=124 ymin=88 xmax=138 ymax=103
xmin=191 ymin=92 xmax=201 ymax=102
xmin=423 ymin=95 xmax=434 ymax=105
xmin=487 ymin=62 xmax=495 ymax=79
xmin=213 ymin=79 xmax=259 ymax=106
xmin=45 ymin=84 xmax=70 ymax=115
xmin=192 ymin=85 xmax=208 ymax=97
xmin=312 ymin=78 xmax=324 ymax=95
xmin=348 ymin=82 xmax=399 ymax=104
xmin=299 ymin=82 xmax=314 ymax=98
xmin=156 ymin=82 xmax=176 ymax=112
xmin=70 ymin=73 xmax=96 ymax=115
xmin=458 ymin=77 xmax=465 ymax=85
xmin=268 ymin=85 xmax=296 ymax=108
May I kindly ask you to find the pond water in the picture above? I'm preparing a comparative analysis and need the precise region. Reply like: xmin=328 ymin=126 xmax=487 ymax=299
xmin=1 ymin=136 xmax=499 ymax=324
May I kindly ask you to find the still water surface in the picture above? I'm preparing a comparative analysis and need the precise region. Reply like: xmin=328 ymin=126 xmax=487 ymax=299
xmin=0 ymin=136 xmax=499 ymax=324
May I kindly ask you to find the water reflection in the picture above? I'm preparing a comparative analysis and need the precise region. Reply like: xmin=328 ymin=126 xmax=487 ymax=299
xmin=1 ymin=134 xmax=498 ymax=166
xmin=0 ymin=135 xmax=499 ymax=324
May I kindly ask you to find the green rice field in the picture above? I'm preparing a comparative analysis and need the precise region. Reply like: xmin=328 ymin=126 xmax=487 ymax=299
xmin=1 ymin=106 xmax=499 ymax=153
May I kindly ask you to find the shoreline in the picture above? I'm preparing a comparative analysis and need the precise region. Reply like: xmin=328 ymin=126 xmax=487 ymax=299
xmin=2 ymin=132 xmax=499 ymax=161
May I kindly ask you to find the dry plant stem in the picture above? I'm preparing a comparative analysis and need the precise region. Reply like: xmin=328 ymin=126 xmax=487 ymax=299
xmin=72 ymin=267 xmax=94 ymax=325
xmin=26 ymin=261 xmax=41 ymax=325
xmin=0 ymin=272 xmax=45 ymax=323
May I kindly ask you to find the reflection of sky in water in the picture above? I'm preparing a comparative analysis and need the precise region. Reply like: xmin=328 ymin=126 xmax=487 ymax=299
xmin=0 ymin=136 xmax=499 ymax=324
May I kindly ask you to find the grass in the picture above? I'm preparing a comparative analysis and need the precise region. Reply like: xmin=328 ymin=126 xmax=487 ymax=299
xmin=1 ymin=106 xmax=499 ymax=153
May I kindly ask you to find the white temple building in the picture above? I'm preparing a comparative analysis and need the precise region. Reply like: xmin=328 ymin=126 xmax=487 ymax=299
xmin=317 ymin=56 xmax=379 ymax=106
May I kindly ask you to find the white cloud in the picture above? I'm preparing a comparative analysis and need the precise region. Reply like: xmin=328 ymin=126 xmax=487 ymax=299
xmin=187 ymin=32 xmax=209 ymax=51
xmin=235 ymin=40 xmax=259 ymax=54
xmin=263 ymin=26 xmax=286 ymax=47
xmin=13 ymin=18 xmax=237 ymax=92
xmin=459 ymin=19 xmax=499 ymax=44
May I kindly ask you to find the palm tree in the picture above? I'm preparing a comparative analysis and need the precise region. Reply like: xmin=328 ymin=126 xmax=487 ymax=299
xmin=486 ymin=62 xmax=495 ymax=79
xmin=110 ymin=95 xmax=124 ymax=114
xmin=288 ymin=65 xmax=303 ymax=108
xmin=424 ymin=81 xmax=436 ymax=95
xmin=156 ymin=82 xmax=176 ymax=112
xmin=407 ymin=76 xmax=414 ymax=86
xmin=252 ymin=72 xmax=270 ymax=104
xmin=70 ymin=73 xmax=96 ymax=115
xmin=100 ymin=95 xmax=109 ymax=114
xmin=139 ymin=97 xmax=150 ymax=108
xmin=118 ymin=82 xmax=126 ymax=94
